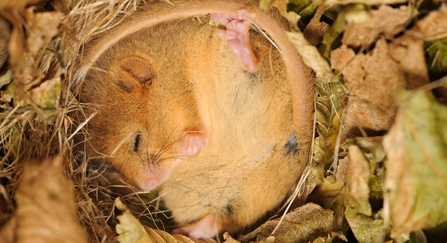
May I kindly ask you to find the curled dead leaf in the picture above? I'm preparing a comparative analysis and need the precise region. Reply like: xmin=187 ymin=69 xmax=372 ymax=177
xmin=12 ymin=156 xmax=88 ymax=243
xmin=331 ymin=34 xmax=428 ymax=137
xmin=239 ymin=203 xmax=336 ymax=243
xmin=314 ymin=0 xmax=407 ymax=6
xmin=286 ymin=31 xmax=333 ymax=80
xmin=302 ymin=5 xmax=330 ymax=46
xmin=344 ymin=145 xmax=389 ymax=243
xmin=0 ymin=0 xmax=64 ymax=105
xmin=413 ymin=5 xmax=447 ymax=41
xmin=346 ymin=145 xmax=371 ymax=216
xmin=222 ymin=232 xmax=240 ymax=243
xmin=336 ymin=156 xmax=349 ymax=183
xmin=273 ymin=0 xmax=333 ymax=80
xmin=115 ymin=198 xmax=152 ymax=243
xmin=115 ymin=198 xmax=217 ymax=243
xmin=312 ymin=231 xmax=347 ymax=242
xmin=29 ymin=77 xmax=61 ymax=109
xmin=342 ymin=5 xmax=412 ymax=48
xmin=25 ymin=8 xmax=64 ymax=59
xmin=383 ymin=90 xmax=447 ymax=237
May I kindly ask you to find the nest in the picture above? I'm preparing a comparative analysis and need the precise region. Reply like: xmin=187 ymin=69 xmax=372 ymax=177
xmin=0 ymin=0 xmax=156 ymax=241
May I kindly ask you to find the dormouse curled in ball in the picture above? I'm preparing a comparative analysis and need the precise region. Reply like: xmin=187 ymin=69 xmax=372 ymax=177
xmin=73 ymin=0 xmax=314 ymax=239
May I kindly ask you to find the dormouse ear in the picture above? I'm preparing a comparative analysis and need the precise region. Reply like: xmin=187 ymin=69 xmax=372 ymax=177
xmin=118 ymin=57 xmax=154 ymax=90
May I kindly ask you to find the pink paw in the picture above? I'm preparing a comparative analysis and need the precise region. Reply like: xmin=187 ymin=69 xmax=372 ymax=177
xmin=177 ymin=132 xmax=207 ymax=156
xmin=212 ymin=11 xmax=259 ymax=73
xmin=172 ymin=214 xmax=220 ymax=239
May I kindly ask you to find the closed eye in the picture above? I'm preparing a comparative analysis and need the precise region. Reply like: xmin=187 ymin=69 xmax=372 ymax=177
xmin=134 ymin=133 xmax=142 ymax=152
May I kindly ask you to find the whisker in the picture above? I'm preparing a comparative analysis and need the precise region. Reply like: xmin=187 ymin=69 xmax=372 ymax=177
xmin=135 ymin=149 xmax=146 ymax=166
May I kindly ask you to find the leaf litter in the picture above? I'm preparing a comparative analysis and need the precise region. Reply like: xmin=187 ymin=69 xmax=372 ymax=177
xmin=383 ymin=90 xmax=447 ymax=237
xmin=0 ymin=0 xmax=447 ymax=242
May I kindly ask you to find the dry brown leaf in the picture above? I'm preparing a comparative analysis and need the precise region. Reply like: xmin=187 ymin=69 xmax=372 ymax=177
xmin=346 ymin=145 xmax=372 ymax=216
xmin=332 ymin=40 xmax=396 ymax=135
xmin=330 ymin=3 xmax=434 ymax=137
xmin=275 ymin=1 xmax=333 ymax=81
xmin=173 ymin=233 xmax=217 ymax=243
xmin=310 ymin=176 xmax=345 ymax=209
xmin=240 ymin=203 xmax=336 ymax=243
xmin=115 ymin=198 xmax=217 ymax=243
xmin=303 ymin=4 xmax=330 ymax=46
xmin=413 ymin=5 xmax=447 ymax=41
xmin=24 ymin=8 xmax=64 ymax=59
xmin=0 ymin=2 xmax=63 ymax=110
xmin=12 ymin=156 xmax=88 ymax=243
xmin=330 ymin=44 xmax=357 ymax=72
xmin=347 ymin=137 xmax=386 ymax=165
xmin=344 ymin=145 xmax=389 ymax=243
xmin=342 ymin=5 xmax=412 ymax=48
xmin=116 ymin=197 xmax=153 ymax=243
xmin=0 ymin=0 xmax=43 ymax=101
xmin=335 ymin=156 xmax=349 ymax=183
xmin=286 ymin=31 xmax=333 ymax=80
xmin=314 ymin=0 xmax=407 ymax=6
xmin=312 ymin=231 xmax=347 ymax=243
xmin=0 ymin=0 xmax=41 ymax=65
xmin=29 ymin=77 xmax=61 ymax=109
xmin=383 ymin=90 xmax=447 ymax=237
xmin=331 ymin=35 xmax=428 ymax=137
xmin=388 ymin=35 xmax=428 ymax=90
xmin=0 ymin=0 xmax=64 ymax=106
xmin=267 ymin=0 xmax=300 ymax=31
xmin=222 ymin=232 xmax=240 ymax=243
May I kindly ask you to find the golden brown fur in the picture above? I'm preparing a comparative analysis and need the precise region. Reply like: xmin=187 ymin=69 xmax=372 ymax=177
xmin=74 ymin=0 xmax=314 ymax=238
